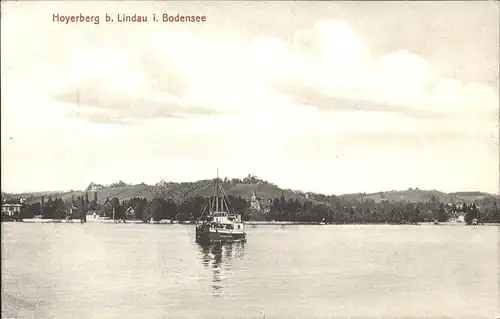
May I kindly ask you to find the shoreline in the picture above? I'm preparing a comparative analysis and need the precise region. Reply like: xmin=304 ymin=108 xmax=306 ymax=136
xmin=5 ymin=219 xmax=499 ymax=227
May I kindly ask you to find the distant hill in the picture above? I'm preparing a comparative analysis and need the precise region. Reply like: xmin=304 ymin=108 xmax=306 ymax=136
xmin=339 ymin=189 xmax=499 ymax=203
xmin=448 ymin=191 xmax=496 ymax=201
xmin=2 ymin=180 xmax=498 ymax=205
xmin=8 ymin=185 xmax=155 ymax=206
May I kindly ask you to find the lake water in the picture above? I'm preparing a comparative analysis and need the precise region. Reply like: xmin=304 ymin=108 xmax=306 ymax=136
xmin=1 ymin=223 xmax=498 ymax=319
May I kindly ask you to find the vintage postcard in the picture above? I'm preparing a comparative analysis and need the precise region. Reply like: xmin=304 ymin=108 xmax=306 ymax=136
xmin=1 ymin=1 xmax=499 ymax=318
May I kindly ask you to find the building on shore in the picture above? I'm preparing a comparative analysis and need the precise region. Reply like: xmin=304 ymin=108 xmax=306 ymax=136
xmin=125 ymin=207 xmax=135 ymax=219
xmin=250 ymin=191 xmax=261 ymax=211
xmin=89 ymin=184 xmax=104 ymax=192
xmin=2 ymin=203 xmax=22 ymax=217
xmin=68 ymin=205 xmax=79 ymax=218
xmin=250 ymin=191 xmax=271 ymax=214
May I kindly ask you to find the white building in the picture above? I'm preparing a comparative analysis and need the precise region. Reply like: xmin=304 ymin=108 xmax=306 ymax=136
xmin=2 ymin=204 xmax=22 ymax=216
xmin=250 ymin=191 xmax=261 ymax=211
xmin=90 ymin=184 xmax=104 ymax=192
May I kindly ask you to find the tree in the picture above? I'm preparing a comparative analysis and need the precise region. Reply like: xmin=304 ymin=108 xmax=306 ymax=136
xmin=451 ymin=203 xmax=457 ymax=214
xmin=53 ymin=197 xmax=66 ymax=220
xmin=88 ymin=199 xmax=98 ymax=211
xmin=227 ymin=195 xmax=249 ymax=220
xmin=414 ymin=205 xmax=421 ymax=223
xmin=43 ymin=197 xmax=55 ymax=219
xmin=463 ymin=203 xmax=473 ymax=224
xmin=466 ymin=204 xmax=479 ymax=224
xmin=430 ymin=195 xmax=438 ymax=204
xmin=21 ymin=203 xmax=38 ymax=219
xmin=437 ymin=203 xmax=448 ymax=222
xmin=101 ymin=199 xmax=113 ymax=218
xmin=146 ymin=198 xmax=166 ymax=222
xmin=84 ymin=193 xmax=90 ymax=210
xmin=112 ymin=197 xmax=125 ymax=220
xmin=492 ymin=202 xmax=500 ymax=223
xmin=402 ymin=203 xmax=413 ymax=222
xmin=178 ymin=196 xmax=206 ymax=221
xmin=100 ymin=197 xmax=122 ymax=219
xmin=109 ymin=181 xmax=128 ymax=188
xmin=79 ymin=196 xmax=87 ymax=221
xmin=164 ymin=199 xmax=177 ymax=220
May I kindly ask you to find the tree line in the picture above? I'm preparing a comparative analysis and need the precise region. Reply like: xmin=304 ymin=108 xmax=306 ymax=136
xmin=104 ymin=195 xmax=249 ymax=222
xmin=19 ymin=193 xmax=96 ymax=220
xmin=8 ymin=192 xmax=500 ymax=225
xmin=266 ymin=195 xmax=498 ymax=224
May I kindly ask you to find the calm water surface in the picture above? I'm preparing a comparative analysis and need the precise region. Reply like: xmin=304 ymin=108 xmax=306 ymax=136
xmin=2 ymin=223 xmax=498 ymax=318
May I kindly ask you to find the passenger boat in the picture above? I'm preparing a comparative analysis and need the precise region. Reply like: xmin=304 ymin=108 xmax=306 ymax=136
xmin=195 ymin=170 xmax=246 ymax=244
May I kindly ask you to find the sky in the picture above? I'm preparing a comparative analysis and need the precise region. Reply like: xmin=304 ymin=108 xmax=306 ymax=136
xmin=1 ymin=1 xmax=499 ymax=195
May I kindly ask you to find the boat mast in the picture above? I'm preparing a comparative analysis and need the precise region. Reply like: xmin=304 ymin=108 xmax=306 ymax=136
xmin=216 ymin=168 xmax=219 ymax=212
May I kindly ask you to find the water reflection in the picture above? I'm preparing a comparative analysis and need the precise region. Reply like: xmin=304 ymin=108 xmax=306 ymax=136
xmin=198 ymin=241 xmax=246 ymax=296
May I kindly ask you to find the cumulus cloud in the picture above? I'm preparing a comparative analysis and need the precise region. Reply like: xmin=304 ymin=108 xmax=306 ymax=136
xmin=45 ymin=42 xmax=236 ymax=123
xmin=244 ymin=20 xmax=498 ymax=121
xmin=13 ymin=16 xmax=495 ymax=125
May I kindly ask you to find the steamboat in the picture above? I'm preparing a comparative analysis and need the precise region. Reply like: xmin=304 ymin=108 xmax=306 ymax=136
xmin=195 ymin=171 xmax=246 ymax=244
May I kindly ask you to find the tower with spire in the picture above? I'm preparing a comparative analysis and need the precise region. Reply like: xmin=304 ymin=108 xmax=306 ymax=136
xmin=250 ymin=190 xmax=262 ymax=211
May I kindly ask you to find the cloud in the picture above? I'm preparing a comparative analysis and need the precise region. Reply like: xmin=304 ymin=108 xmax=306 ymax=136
xmin=294 ymin=20 xmax=370 ymax=75
xmin=42 ymin=31 xmax=272 ymax=124
xmin=53 ymin=77 xmax=220 ymax=124
xmin=275 ymin=82 xmax=443 ymax=119
xmin=245 ymin=20 xmax=370 ymax=88
xmin=8 ymin=14 xmax=497 ymax=125
xmin=244 ymin=20 xmax=499 ymax=121
xmin=46 ymin=44 xmax=232 ymax=124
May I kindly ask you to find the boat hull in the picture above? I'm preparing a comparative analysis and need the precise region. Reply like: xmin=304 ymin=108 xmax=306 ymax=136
xmin=196 ymin=229 xmax=246 ymax=244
